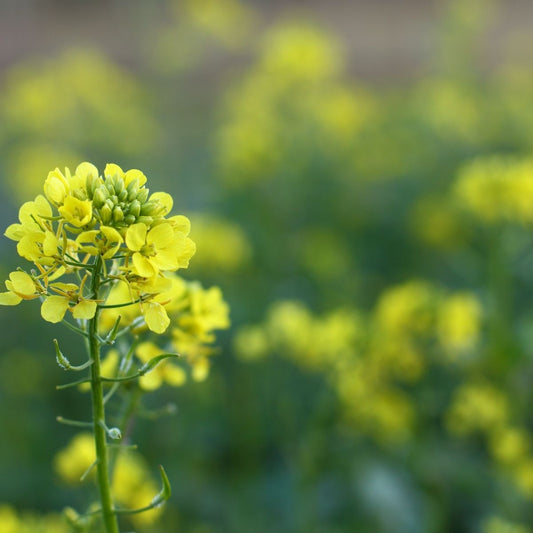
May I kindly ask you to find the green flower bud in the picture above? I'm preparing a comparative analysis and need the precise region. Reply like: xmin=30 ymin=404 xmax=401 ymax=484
xmin=93 ymin=187 xmax=108 ymax=208
xmin=100 ymin=204 xmax=113 ymax=224
xmin=113 ymin=176 xmax=124 ymax=195
xmin=129 ymin=199 xmax=141 ymax=217
xmin=112 ymin=206 xmax=124 ymax=223
xmin=105 ymin=198 xmax=115 ymax=211
xmin=124 ymin=214 xmax=136 ymax=225
xmin=140 ymin=201 xmax=158 ymax=216
xmin=137 ymin=215 xmax=153 ymax=225
xmin=136 ymin=188 xmax=149 ymax=203
xmin=118 ymin=189 xmax=128 ymax=202
xmin=105 ymin=177 xmax=114 ymax=194
xmin=127 ymin=179 xmax=139 ymax=201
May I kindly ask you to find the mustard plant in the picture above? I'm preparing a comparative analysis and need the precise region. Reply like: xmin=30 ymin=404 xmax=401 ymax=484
xmin=0 ymin=162 xmax=229 ymax=532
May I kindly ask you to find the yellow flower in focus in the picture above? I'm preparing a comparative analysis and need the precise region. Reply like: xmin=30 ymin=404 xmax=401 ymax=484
xmin=0 ymin=271 xmax=40 ymax=305
xmin=125 ymin=221 xmax=194 ymax=278
xmin=76 ymin=226 xmax=123 ymax=259
xmin=58 ymin=196 xmax=93 ymax=227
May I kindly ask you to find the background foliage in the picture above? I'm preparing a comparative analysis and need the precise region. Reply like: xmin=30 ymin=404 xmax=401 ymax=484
xmin=1 ymin=0 xmax=533 ymax=531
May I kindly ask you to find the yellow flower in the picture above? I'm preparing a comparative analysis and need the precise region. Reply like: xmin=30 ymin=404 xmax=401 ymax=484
xmin=58 ymin=196 xmax=93 ymax=227
xmin=76 ymin=226 xmax=123 ymax=258
xmin=44 ymin=167 xmax=72 ymax=205
xmin=125 ymin=221 xmax=193 ymax=278
xmin=5 ymin=194 xmax=53 ymax=241
xmin=0 ymin=271 xmax=40 ymax=305
xmin=40 ymin=282 xmax=97 ymax=323
xmin=136 ymin=341 xmax=186 ymax=390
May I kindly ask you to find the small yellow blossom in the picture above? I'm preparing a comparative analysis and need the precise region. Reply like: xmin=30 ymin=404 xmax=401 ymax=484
xmin=58 ymin=196 xmax=93 ymax=227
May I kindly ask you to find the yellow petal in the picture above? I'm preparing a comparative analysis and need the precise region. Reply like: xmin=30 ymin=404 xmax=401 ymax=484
xmin=41 ymin=296 xmax=70 ymax=323
xmin=44 ymin=169 xmax=70 ymax=204
xmin=178 ymin=238 xmax=196 ymax=267
xmin=149 ymin=192 xmax=173 ymax=216
xmin=58 ymin=196 xmax=93 ymax=227
xmin=101 ymin=226 xmax=123 ymax=245
xmin=144 ymin=302 xmax=170 ymax=334
xmin=125 ymin=223 xmax=147 ymax=252
xmin=72 ymin=300 xmax=97 ymax=320
xmin=17 ymin=234 xmax=42 ymax=261
xmin=8 ymin=271 xmax=35 ymax=296
xmin=104 ymin=163 xmax=124 ymax=180
xmin=43 ymin=231 xmax=58 ymax=256
xmin=5 ymin=223 xmax=24 ymax=241
xmin=124 ymin=168 xmax=147 ymax=187
xmin=0 ymin=291 xmax=22 ymax=305
xmin=164 ymin=364 xmax=187 ymax=387
xmin=132 ymin=253 xmax=157 ymax=278
xmin=151 ymin=248 xmax=179 ymax=271
xmin=147 ymin=223 xmax=175 ymax=249
xmin=76 ymin=162 xmax=99 ymax=181
xmin=168 ymin=215 xmax=191 ymax=236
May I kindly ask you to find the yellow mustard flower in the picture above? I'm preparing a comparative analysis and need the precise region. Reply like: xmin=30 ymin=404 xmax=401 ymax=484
xmin=76 ymin=226 xmax=123 ymax=259
xmin=125 ymin=221 xmax=194 ymax=278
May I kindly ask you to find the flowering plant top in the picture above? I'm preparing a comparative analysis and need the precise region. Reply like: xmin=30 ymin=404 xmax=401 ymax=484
xmin=0 ymin=162 xmax=195 ymax=332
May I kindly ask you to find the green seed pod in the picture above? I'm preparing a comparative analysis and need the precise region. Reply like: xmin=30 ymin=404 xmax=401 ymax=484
xmin=113 ymin=206 xmax=124 ymax=223
xmin=137 ymin=215 xmax=153 ymax=226
xmin=124 ymin=214 xmax=136 ymax=225
xmin=136 ymin=188 xmax=149 ymax=203
xmin=129 ymin=199 xmax=141 ymax=217
xmin=93 ymin=187 xmax=108 ymax=208
xmin=100 ymin=204 xmax=113 ymax=224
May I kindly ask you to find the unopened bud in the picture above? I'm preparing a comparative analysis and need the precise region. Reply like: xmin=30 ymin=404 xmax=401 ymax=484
xmin=100 ymin=204 xmax=113 ymax=224
xmin=136 ymin=188 xmax=149 ymax=203
xmin=112 ymin=206 xmax=124 ymax=223
xmin=129 ymin=199 xmax=141 ymax=217
xmin=140 ymin=201 xmax=158 ymax=216
xmin=93 ymin=187 xmax=108 ymax=208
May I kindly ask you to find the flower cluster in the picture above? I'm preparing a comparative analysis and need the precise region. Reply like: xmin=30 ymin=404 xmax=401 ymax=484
xmin=0 ymin=162 xmax=196 ymax=331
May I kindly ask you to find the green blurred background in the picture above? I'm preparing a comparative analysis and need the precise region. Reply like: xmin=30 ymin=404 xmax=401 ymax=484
xmin=1 ymin=0 xmax=533 ymax=531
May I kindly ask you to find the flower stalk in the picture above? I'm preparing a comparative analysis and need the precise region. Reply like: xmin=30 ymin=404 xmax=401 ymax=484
xmin=87 ymin=255 xmax=120 ymax=533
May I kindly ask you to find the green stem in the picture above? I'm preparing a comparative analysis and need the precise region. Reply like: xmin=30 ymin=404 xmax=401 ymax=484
xmin=87 ymin=256 xmax=120 ymax=533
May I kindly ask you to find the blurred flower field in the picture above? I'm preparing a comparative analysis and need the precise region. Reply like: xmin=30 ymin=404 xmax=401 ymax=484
xmin=1 ymin=0 xmax=533 ymax=531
